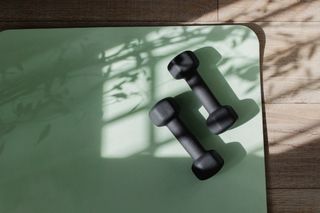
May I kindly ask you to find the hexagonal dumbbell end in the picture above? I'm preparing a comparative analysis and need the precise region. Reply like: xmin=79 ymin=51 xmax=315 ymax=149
xmin=149 ymin=97 xmax=179 ymax=127
xmin=192 ymin=150 xmax=224 ymax=180
xmin=167 ymin=50 xmax=199 ymax=79
xmin=207 ymin=105 xmax=238 ymax=135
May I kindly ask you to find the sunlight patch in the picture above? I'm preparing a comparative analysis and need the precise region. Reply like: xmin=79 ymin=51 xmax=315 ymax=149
xmin=101 ymin=111 xmax=149 ymax=158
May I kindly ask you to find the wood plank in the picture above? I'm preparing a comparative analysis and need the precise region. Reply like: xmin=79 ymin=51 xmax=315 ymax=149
xmin=0 ymin=21 xmax=160 ymax=31
xmin=0 ymin=0 xmax=217 ymax=22
xmin=218 ymin=0 xmax=320 ymax=22
xmin=268 ymin=189 xmax=320 ymax=213
xmin=264 ymin=77 xmax=320 ymax=104
xmin=265 ymin=104 xmax=320 ymax=188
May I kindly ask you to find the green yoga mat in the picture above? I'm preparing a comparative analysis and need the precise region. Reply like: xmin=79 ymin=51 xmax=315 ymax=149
xmin=0 ymin=26 xmax=267 ymax=213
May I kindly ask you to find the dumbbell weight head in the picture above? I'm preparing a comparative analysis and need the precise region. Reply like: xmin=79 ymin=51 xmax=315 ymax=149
xmin=192 ymin=149 xmax=224 ymax=180
xmin=168 ymin=50 xmax=238 ymax=134
xmin=149 ymin=97 xmax=224 ymax=180
xmin=167 ymin=50 xmax=199 ymax=79
xmin=207 ymin=105 xmax=238 ymax=135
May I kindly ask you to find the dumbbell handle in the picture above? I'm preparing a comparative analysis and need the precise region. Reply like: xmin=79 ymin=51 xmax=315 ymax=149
xmin=186 ymin=72 xmax=221 ymax=114
xmin=167 ymin=117 xmax=206 ymax=160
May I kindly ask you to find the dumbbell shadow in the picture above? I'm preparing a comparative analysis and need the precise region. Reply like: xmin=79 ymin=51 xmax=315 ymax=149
xmin=175 ymin=91 xmax=246 ymax=174
xmin=194 ymin=47 xmax=260 ymax=129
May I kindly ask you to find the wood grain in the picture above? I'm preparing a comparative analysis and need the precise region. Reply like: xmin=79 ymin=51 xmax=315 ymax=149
xmin=260 ymin=22 xmax=320 ymax=104
xmin=218 ymin=0 xmax=320 ymax=22
xmin=268 ymin=189 xmax=320 ymax=213
xmin=266 ymin=104 xmax=320 ymax=189
xmin=0 ymin=0 xmax=217 ymax=22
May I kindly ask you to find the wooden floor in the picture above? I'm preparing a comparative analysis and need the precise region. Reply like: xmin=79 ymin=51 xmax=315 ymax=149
xmin=1 ymin=0 xmax=320 ymax=212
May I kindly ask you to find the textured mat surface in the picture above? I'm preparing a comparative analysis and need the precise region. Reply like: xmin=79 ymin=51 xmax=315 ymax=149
xmin=0 ymin=26 xmax=266 ymax=213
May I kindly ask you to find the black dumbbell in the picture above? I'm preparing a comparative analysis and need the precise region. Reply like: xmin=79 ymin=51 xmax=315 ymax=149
xmin=149 ymin=97 xmax=224 ymax=180
xmin=168 ymin=50 xmax=238 ymax=134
